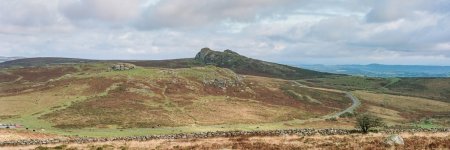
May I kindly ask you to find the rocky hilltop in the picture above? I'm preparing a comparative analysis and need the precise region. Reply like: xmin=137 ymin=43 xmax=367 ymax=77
xmin=194 ymin=48 xmax=334 ymax=79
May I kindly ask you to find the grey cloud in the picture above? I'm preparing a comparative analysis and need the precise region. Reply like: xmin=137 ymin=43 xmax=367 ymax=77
xmin=135 ymin=0 xmax=300 ymax=29
xmin=61 ymin=0 xmax=142 ymax=24
xmin=365 ymin=0 xmax=420 ymax=23
xmin=365 ymin=0 xmax=450 ymax=23
xmin=306 ymin=16 xmax=362 ymax=42
xmin=0 ymin=1 xmax=57 ymax=26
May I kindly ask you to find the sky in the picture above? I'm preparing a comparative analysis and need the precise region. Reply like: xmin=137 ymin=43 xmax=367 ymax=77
xmin=1 ymin=0 xmax=450 ymax=65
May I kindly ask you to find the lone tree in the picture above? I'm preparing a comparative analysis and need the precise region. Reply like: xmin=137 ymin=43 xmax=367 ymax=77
xmin=356 ymin=113 xmax=384 ymax=133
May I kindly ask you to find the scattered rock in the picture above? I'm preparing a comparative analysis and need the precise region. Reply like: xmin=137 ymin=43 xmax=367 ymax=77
xmin=384 ymin=134 xmax=404 ymax=146
xmin=200 ymin=68 xmax=244 ymax=89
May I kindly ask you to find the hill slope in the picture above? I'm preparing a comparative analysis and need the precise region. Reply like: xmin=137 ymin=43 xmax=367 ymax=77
xmin=0 ymin=64 xmax=350 ymax=130
xmin=0 ymin=57 xmax=97 ymax=67
xmin=0 ymin=56 xmax=25 ymax=63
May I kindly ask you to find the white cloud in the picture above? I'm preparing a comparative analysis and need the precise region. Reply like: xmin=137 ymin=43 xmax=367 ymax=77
xmin=434 ymin=43 xmax=450 ymax=51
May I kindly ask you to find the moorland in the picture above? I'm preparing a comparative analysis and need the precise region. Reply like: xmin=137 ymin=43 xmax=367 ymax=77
xmin=0 ymin=48 xmax=449 ymax=149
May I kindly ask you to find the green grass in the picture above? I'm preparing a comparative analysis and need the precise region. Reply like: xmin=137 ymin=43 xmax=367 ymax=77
xmin=6 ymin=115 xmax=54 ymax=130
xmin=8 ymin=117 xmax=326 ymax=137
xmin=80 ymin=67 xmax=160 ymax=78
xmin=177 ymin=65 xmax=239 ymax=80
xmin=413 ymin=120 xmax=443 ymax=129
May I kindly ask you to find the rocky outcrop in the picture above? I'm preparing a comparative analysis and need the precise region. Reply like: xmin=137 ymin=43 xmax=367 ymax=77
xmin=384 ymin=134 xmax=404 ymax=145
xmin=193 ymin=48 xmax=333 ymax=79
xmin=111 ymin=63 xmax=135 ymax=71
xmin=194 ymin=48 xmax=244 ymax=66
xmin=194 ymin=48 xmax=214 ymax=62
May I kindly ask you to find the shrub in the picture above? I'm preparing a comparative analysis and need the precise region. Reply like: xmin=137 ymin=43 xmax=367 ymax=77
xmin=355 ymin=113 xmax=384 ymax=133
xmin=339 ymin=112 xmax=355 ymax=118
xmin=326 ymin=117 xmax=338 ymax=121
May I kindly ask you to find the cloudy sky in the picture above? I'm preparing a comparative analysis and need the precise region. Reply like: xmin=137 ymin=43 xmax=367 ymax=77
xmin=1 ymin=0 xmax=450 ymax=65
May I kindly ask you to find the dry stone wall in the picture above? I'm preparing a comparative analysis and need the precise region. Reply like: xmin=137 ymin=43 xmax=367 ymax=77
xmin=1 ymin=128 xmax=449 ymax=147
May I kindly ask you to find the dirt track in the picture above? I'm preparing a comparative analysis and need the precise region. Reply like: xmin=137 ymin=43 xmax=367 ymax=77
xmin=291 ymin=81 xmax=361 ymax=119
xmin=328 ymin=92 xmax=361 ymax=118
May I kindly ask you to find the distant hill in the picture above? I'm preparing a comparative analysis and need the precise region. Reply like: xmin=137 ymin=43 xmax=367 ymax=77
xmin=300 ymin=64 xmax=450 ymax=77
xmin=0 ymin=57 xmax=97 ymax=67
xmin=0 ymin=56 xmax=25 ymax=63
xmin=193 ymin=48 xmax=335 ymax=79
xmin=0 ymin=48 xmax=335 ymax=79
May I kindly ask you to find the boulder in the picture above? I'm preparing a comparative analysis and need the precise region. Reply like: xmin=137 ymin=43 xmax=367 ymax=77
xmin=384 ymin=134 xmax=404 ymax=146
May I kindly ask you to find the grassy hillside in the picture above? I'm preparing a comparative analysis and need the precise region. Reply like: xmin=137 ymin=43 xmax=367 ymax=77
xmin=353 ymin=91 xmax=450 ymax=127
xmin=300 ymin=76 xmax=391 ymax=91
xmin=384 ymin=78 xmax=450 ymax=101
xmin=0 ymin=63 xmax=352 ymax=136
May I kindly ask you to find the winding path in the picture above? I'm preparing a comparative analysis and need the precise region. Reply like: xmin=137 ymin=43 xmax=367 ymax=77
xmin=325 ymin=92 xmax=361 ymax=118
xmin=291 ymin=81 xmax=361 ymax=119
